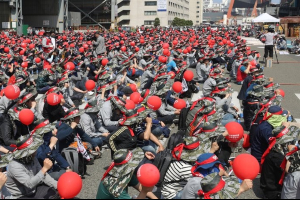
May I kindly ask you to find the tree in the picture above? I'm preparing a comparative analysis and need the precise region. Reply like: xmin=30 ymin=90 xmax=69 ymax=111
xmin=154 ymin=18 xmax=160 ymax=27
xmin=186 ymin=20 xmax=193 ymax=26
xmin=172 ymin=17 xmax=181 ymax=26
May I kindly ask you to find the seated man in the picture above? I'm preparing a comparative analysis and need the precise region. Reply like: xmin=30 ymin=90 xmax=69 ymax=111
xmin=80 ymin=100 xmax=110 ymax=148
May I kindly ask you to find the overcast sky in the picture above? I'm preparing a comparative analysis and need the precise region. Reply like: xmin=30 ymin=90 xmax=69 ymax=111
xmin=213 ymin=0 xmax=281 ymax=4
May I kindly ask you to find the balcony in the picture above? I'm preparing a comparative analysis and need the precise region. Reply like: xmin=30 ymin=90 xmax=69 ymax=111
xmin=118 ymin=15 xmax=130 ymax=22
xmin=118 ymin=5 xmax=130 ymax=13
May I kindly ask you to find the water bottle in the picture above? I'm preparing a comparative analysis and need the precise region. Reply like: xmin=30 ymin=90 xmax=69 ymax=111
xmin=239 ymin=113 xmax=244 ymax=119
xmin=84 ymin=96 xmax=88 ymax=103
xmin=288 ymin=115 xmax=293 ymax=122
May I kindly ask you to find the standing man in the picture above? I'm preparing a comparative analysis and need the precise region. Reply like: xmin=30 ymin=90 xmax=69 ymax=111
xmin=42 ymin=31 xmax=53 ymax=56
xmin=93 ymin=32 xmax=106 ymax=57
xmin=50 ymin=31 xmax=56 ymax=51
xmin=262 ymin=28 xmax=277 ymax=60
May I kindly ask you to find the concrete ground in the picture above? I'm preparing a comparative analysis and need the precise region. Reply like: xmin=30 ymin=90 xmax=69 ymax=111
xmin=77 ymin=38 xmax=300 ymax=199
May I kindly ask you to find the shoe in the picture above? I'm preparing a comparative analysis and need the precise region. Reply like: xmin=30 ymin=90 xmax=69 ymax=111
xmin=90 ymin=151 xmax=102 ymax=159
xmin=173 ymin=119 xmax=179 ymax=125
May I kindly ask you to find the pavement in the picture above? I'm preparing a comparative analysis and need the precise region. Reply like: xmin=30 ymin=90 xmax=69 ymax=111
xmin=76 ymin=37 xmax=300 ymax=199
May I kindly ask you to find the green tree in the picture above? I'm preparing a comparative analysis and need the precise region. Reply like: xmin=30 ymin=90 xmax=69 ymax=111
xmin=154 ymin=18 xmax=160 ymax=27
xmin=172 ymin=17 xmax=181 ymax=26
xmin=186 ymin=20 xmax=193 ymax=26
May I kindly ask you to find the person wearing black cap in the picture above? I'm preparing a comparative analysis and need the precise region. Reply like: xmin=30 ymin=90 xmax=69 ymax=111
xmin=261 ymin=29 xmax=278 ymax=61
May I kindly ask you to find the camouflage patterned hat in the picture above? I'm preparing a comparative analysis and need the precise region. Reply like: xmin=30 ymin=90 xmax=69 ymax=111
xmin=110 ymin=96 xmax=126 ymax=113
xmin=248 ymin=85 xmax=265 ymax=97
xmin=199 ymin=173 xmax=240 ymax=199
xmin=61 ymin=108 xmax=85 ymax=121
xmin=119 ymin=109 xmax=142 ymax=126
xmin=272 ymin=126 xmax=295 ymax=146
xmin=98 ymin=70 xmax=112 ymax=80
xmin=140 ymin=89 xmax=151 ymax=104
xmin=12 ymin=134 xmax=44 ymax=160
xmin=156 ymin=81 xmax=172 ymax=96
xmin=12 ymin=119 xmax=55 ymax=159
xmin=85 ymin=99 xmax=100 ymax=113
xmin=173 ymin=137 xmax=205 ymax=163
xmin=136 ymin=106 xmax=153 ymax=121
xmin=0 ymin=153 xmax=13 ymax=168
xmin=102 ymin=148 xmax=145 ymax=198
xmin=18 ymin=90 xmax=38 ymax=106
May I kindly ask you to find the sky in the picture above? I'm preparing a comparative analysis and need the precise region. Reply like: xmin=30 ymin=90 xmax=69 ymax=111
xmin=213 ymin=0 xmax=281 ymax=4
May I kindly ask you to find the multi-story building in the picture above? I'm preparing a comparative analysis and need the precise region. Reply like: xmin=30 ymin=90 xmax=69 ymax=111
xmin=203 ymin=0 xmax=213 ymax=12
xmin=190 ymin=0 xmax=204 ymax=25
xmin=117 ymin=0 xmax=201 ymax=27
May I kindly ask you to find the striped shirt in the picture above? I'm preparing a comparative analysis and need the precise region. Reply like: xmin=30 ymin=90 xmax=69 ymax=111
xmin=161 ymin=161 xmax=193 ymax=199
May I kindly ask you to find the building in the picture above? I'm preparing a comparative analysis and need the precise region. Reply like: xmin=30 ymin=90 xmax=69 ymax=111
xmin=117 ymin=0 xmax=193 ymax=27
xmin=189 ymin=0 xmax=204 ymax=26
xmin=0 ymin=0 xmax=116 ymax=34
xmin=203 ymin=0 xmax=213 ymax=12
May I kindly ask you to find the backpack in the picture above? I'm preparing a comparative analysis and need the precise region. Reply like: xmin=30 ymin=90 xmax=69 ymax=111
xmin=61 ymin=147 xmax=87 ymax=177
xmin=227 ymin=55 xmax=237 ymax=72
xmin=153 ymin=149 xmax=175 ymax=187
xmin=166 ymin=131 xmax=184 ymax=150
xmin=153 ymin=131 xmax=187 ymax=187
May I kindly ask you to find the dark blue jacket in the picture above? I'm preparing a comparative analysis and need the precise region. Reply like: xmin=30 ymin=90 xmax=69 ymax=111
xmin=56 ymin=122 xmax=98 ymax=153
xmin=251 ymin=121 xmax=273 ymax=163
xmin=36 ymin=132 xmax=70 ymax=171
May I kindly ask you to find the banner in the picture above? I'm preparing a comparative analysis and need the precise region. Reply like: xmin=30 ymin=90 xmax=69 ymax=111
xmin=157 ymin=0 xmax=167 ymax=12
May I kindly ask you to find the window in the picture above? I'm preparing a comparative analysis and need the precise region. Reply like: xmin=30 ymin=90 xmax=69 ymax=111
xmin=145 ymin=11 xmax=157 ymax=15
xmin=145 ymin=1 xmax=157 ymax=6
xmin=144 ymin=20 xmax=155 ymax=25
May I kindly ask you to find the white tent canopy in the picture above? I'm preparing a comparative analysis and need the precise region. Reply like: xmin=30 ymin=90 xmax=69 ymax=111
xmin=252 ymin=13 xmax=280 ymax=23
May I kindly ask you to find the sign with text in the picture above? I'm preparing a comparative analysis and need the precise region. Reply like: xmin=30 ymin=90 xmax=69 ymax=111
xmin=157 ymin=0 xmax=167 ymax=12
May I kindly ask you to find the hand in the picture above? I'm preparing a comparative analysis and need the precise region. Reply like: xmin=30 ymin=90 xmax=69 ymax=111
xmin=222 ymin=130 xmax=229 ymax=137
xmin=219 ymin=167 xmax=229 ymax=177
xmin=268 ymin=77 xmax=274 ymax=82
xmin=160 ymin=121 xmax=166 ymax=127
xmin=30 ymin=101 xmax=37 ymax=109
xmin=87 ymin=67 xmax=90 ymax=71
xmin=158 ymin=145 xmax=164 ymax=153
xmin=225 ymin=93 xmax=230 ymax=99
xmin=123 ymin=70 xmax=127 ymax=76
xmin=239 ymin=179 xmax=253 ymax=194
xmin=66 ymin=168 xmax=73 ymax=173
xmin=95 ymin=146 xmax=100 ymax=152
xmin=0 ymin=173 xmax=7 ymax=189
xmin=83 ymin=90 xmax=88 ymax=94
xmin=146 ymin=117 xmax=152 ymax=124
xmin=50 ymin=136 xmax=58 ymax=146
xmin=43 ymin=158 xmax=53 ymax=171
xmin=275 ymin=89 xmax=281 ymax=96
xmin=52 ymin=128 xmax=58 ymax=136
xmin=145 ymin=152 xmax=155 ymax=160
xmin=233 ymin=106 xmax=239 ymax=112
xmin=102 ymin=132 xmax=110 ymax=137
xmin=175 ymin=110 xmax=181 ymax=115
xmin=71 ymin=121 xmax=78 ymax=129
xmin=282 ymin=121 xmax=291 ymax=128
